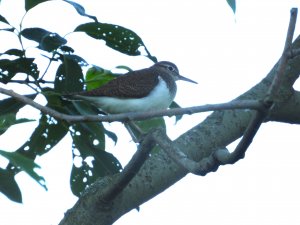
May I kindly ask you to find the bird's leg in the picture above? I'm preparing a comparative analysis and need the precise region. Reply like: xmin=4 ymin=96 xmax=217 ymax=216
xmin=124 ymin=121 xmax=145 ymax=143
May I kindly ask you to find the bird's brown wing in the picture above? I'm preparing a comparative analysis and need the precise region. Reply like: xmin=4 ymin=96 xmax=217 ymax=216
xmin=79 ymin=69 xmax=159 ymax=98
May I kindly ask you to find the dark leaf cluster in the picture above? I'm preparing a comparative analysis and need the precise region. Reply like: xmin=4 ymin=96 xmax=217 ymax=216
xmin=0 ymin=0 xmax=159 ymax=203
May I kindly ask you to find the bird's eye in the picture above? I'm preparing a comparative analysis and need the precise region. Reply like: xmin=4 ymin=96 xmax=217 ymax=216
xmin=167 ymin=66 xmax=174 ymax=71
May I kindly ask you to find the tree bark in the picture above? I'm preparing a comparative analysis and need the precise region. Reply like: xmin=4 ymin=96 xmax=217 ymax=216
xmin=59 ymin=36 xmax=300 ymax=225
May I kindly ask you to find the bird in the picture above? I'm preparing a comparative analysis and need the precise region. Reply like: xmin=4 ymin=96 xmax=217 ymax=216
xmin=68 ymin=61 xmax=197 ymax=114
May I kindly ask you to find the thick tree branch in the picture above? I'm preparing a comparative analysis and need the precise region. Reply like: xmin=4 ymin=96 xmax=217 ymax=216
xmin=58 ymin=29 xmax=300 ymax=225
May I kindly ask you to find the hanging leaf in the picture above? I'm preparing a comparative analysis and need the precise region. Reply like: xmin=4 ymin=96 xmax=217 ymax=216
xmin=4 ymin=49 xmax=25 ymax=57
xmin=0 ymin=93 xmax=37 ymax=115
xmin=0 ymin=14 xmax=10 ymax=25
xmin=0 ymin=168 xmax=22 ymax=203
xmin=70 ymin=150 xmax=122 ymax=197
xmin=169 ymin=101 xmax=183 ymax=123
xmin=21 ymin=27 xmax=67 ymax=52
xmin=74 ymin=22 xmax=145 ymax=56
xmin=25 ymin=0 xmax=49 ymax=11
xmin=226 ymin=0 xmax=236 ymax=14
xmin=63 ymin=0 xmax=97 ymax=22
xmin=0 ymin=57 xmax=39 ymax=83
xmin=54 ymin=54 xmax=84 ymax=92
xmin=0 ymin=150 xmax=46 ymax=190
xmin=0 ymin=113 xmax=34 ymax=135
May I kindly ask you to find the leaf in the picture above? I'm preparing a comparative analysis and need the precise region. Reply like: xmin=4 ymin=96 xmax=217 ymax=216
xmin=54 ymin=54 xmax=84 ymax=92
xmin=85 ymin=65 xmax=117 ymax=91
xmin=0 ymin=57 xmax=39 ymax=83
xmin=0 ymin=168 xmax=22 ymax=203
xmin=103 ymin=127 xmax=118 ymax=145
xmin=63 ymin=0 xmax=97 ymax=22
xmin=0 ymin=14 xmax=10 ymax=25
xmin=66 ymin=101 xmax=122 ymax=197
xmin=9 ymin=114 xmax=69 ymax=161
xmin=0 ymin=94 xmax=37 ymax=115
xmin=226 ymin=0 xmax=236 ymax=14
xmin=169 ymin=101 xmax=183 ymax=123
xmin=70 ymin=150 xmax=122 ymax=197
xmin=25 ymin=0 xmax=49 ymax=11
xmin=21 ymin=27 xmax=67 ymax=52
xmin=74 ymin=22 xmax=145 ymax=56
xmin=128 ymin=118 xmax=166 ymax=141
xmin=0 ymin=113 xmax=34 ymax=135
xmin=0 ymin=150 xmax=46 ymax=190
xmin=4 ymin=49 xmax=25 ymax=57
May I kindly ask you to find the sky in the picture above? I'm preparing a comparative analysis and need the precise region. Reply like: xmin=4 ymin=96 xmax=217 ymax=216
xmin=1 ymin=0 xmax=300 ymax=225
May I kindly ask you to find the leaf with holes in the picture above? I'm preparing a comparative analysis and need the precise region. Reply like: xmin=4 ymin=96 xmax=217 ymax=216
xmin=8 ymin=114 xmax=69 ymax=164
xmin=74 ymin=22 xmax=145 ymax=56
xmin=54 ymin=54 xmax=84 ymax=92
xmin=0 ymin=58 xmax=39 ymax=83
xmin=70 ymin=150 xmax=122 ymax=197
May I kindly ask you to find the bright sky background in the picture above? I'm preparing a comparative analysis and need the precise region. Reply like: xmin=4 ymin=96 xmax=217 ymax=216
xmin=0 ymin=0 xmax=300 ymax=225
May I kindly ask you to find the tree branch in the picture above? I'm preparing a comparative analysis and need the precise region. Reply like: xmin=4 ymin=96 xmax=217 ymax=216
xmin=0 ymin=86 xmax=265 ymax=122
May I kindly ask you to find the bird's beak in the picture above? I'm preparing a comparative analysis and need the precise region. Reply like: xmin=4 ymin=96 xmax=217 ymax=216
xmin=178 ymin=74 xmax=198 ymax=84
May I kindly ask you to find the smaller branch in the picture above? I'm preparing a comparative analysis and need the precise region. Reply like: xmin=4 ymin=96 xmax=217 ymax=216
xmin=266 ymin=8 xmax=298 ymax=99
xmin=215 ymin=110 xmax=267 ymax=165
xmin=219 ymin=8 xmax=298 ymax=168
xmin=153 ymin=129 xmax=219 ymax=175
xmin=98 ymin=130 xmax=156 ymax=204
xmin=0 ymin=86 xmax=264 ymax=123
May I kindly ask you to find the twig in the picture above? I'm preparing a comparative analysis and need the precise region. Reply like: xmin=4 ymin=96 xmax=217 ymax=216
xmin=218 ymin=8 xmax=298 ymax=166
xmin=0 ymin=86 xmax=264 ymax=123
xmin=266 ymin=8 xmax=298 ymax=100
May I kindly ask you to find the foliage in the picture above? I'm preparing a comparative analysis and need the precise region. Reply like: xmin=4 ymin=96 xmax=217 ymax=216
xmin=0 ymin=0 xmax=158 ymax=203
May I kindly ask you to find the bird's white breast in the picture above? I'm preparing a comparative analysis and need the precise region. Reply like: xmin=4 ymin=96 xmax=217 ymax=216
xmin=76 ymin=76 xmax=176 ymax=114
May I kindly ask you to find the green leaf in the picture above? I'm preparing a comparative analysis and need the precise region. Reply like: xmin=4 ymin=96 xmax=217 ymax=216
xmin=63 ymin=0 xmax=97 ymax=22
xmin=0 ymin=14 xmax=10 ymax=25
xmin=74 ymin=22 xmax=145 ymax=56
xmin=128 ymin=118 xmax=166 ymax=141
xmin=0 ymin=150 xmax=46 ymax=190
xmin=54 ymin=54 xmax=84 ymax=92
xmin=4 ymin=49 xmax=25 ymax=57
xmin=0 ymin=57 xmax=39 ymax=83
xmin=226 ymin=0 xmax=236 ymax=14
xmin=10 ymin=114 xmax=69 ymax=161
xmin=25 ymin=0 xmax=49 ymax=11
xmin=21 ymin=28 xmax=67 ymax=52
xmin=85 ymin=65 xmax=117 ymax=91
xmin=0 ymin=94 xmax=37 ymax=115
xmin=169 ymin=101 xmax=183 ymax=123
xmin=0 ymin=168 xmax=22 ymax=203
xmin=0 ymin=113 xmax=34 ymax=135
xmin=103 ymin=127 xmax=118 ymax=145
